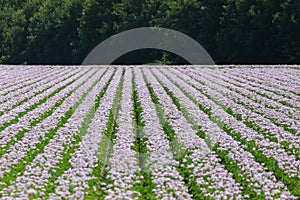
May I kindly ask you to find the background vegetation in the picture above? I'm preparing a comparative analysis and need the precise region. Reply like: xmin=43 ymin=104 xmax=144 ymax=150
xmin=0 ymin=0 xmax=299 ymax=65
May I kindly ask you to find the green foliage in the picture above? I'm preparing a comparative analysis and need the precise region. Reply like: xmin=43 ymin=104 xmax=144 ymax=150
xmin=131 ymin=72 xmax=157 ymax=199
xmin=0 ymin=0 xmax=299 ymax=64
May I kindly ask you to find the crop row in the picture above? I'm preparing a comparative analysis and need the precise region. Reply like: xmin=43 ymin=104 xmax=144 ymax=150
xmin=0 ymin=66 xmax=299 ymax=199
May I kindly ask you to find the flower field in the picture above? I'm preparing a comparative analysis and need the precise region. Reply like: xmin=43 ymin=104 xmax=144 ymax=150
xmin=0 ymin=65 xmax=299 ymax=199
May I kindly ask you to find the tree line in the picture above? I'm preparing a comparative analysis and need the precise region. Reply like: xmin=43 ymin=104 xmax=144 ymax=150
xmin=0 ymin=0 xmax=299 ymax=65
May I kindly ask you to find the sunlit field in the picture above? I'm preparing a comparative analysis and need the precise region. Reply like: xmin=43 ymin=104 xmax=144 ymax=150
xmin=0 ymin=66 xmax=299 ymax=199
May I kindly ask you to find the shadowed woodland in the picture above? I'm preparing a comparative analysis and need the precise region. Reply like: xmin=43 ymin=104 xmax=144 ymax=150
xmin=0 ymin=0 xmax=299 ymax=65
